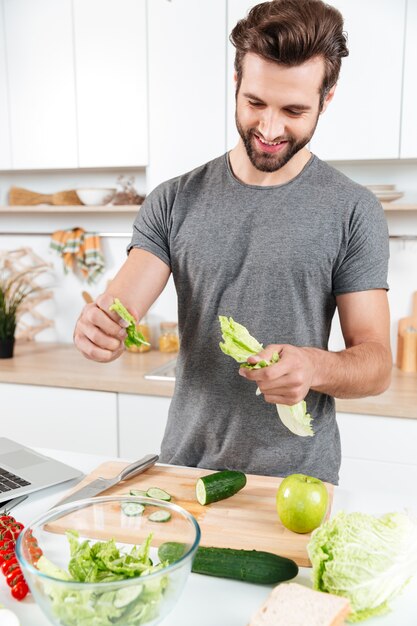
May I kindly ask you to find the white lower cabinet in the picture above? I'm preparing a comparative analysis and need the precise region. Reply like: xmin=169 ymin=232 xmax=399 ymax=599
xmin=337 ymin=412 xmax=417 ymax=466
xmin=0 ymin=383 xmax=118 ymax=455
xmin=118 ymin=394 xmax=170 ymax=459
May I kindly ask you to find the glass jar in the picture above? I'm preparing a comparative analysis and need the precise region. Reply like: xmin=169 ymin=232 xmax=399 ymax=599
xmin=126 ymin=322 xmax=151 ymax=353
xmin=159 ymin=321 xmax=179 ymax=353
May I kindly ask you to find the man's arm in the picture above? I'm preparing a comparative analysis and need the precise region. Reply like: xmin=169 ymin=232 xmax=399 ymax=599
xmin=74 ymin=248 xmax=171 ymax=363
xmin=239 ymin=289 xmax=392 ymax=404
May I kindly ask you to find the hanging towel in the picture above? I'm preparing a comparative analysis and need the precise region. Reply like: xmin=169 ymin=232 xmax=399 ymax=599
xmin=50 ymin=227 xmax=105 ymax=284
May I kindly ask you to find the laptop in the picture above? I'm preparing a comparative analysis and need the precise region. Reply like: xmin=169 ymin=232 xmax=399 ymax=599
xmin=0 ymin=438 xmax=83 ymax=500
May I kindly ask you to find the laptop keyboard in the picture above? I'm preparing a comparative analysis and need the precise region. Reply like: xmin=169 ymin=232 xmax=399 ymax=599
xmin=0 ymin=467 xmax=31 ymax=493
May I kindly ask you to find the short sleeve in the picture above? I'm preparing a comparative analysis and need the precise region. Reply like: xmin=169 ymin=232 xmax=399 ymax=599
xmin=332 ymin=192 xmax=389 ymax=295
xmin=127 ymin=182 xmax=173 ymax=269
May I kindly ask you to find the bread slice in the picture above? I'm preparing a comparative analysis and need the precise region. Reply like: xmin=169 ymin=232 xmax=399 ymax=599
xmin=248 ymin=582 xmax=351 ymax=626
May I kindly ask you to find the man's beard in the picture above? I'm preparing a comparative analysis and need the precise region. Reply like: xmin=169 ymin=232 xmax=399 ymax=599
xmin=235 ymin=111 xmax=319 ymax=173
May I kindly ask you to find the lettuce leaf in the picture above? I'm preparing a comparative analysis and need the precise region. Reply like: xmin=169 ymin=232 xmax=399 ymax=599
xmin=308 ymin=511 xmax=417 ymax=622
xmin=37 ymin=530 xmax=167 ymax=626
xmin=109 ymin=298 xmax=150 ymax=348
xmin=219 ymin=316 xmax=314 ymax=437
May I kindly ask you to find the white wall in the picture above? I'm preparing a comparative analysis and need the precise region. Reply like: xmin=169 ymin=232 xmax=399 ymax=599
xmin=0 ymin=168 xmax=178 ymax=344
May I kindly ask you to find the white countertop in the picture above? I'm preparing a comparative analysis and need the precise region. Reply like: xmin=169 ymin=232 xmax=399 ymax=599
xmin=1 ymin=450 xmax=416 ymax=626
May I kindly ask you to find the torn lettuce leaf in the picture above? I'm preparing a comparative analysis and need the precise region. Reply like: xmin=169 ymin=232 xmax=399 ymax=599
xmin=109 ymin=298 xmax=150 ymax=349
xmin=219 ymin=316 xmax=314 ymax=437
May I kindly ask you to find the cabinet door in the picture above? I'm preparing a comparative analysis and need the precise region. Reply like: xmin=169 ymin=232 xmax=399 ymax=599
xmin=0 ymin=0 xmax=12 ymax=170
xmin=73 ymin=0 xmax=148 ymax=167
xmin=337 ymin=412 xmax=417 ymax=466
xmin=4 ymin=0 xmax=78 ymax=169
xmin=0 ymin=383 xmax=118 ymax=455
xmin=401 ymin=0 xmax=417 ymax=158
xmin=310 ymin=0 xmax=405 ymax=160
xmin=147 ymin=0 xmax=226 ymax=192
xmin=118 ymin=394 xmax=171 ymax=459
xmin=227 ymin=1 xmax=258 ymax=150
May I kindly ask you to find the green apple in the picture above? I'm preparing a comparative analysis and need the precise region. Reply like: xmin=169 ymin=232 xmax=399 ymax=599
xmin=276 ymin=473 xmax=328 ymax=534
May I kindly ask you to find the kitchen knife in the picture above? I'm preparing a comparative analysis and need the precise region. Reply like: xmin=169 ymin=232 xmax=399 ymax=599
xmin=56 ymin=453 xmax=159 ymax=507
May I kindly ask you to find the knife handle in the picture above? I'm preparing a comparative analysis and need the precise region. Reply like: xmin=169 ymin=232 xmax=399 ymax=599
xmin=117 ymin=454 xmax=159 ymax=482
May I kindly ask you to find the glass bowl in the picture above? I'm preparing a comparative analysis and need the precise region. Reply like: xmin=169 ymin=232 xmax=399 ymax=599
xmin=16 ymin=496 xmax=200 ymax=626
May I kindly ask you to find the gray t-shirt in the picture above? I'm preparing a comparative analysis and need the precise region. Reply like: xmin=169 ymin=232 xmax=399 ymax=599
xmin=128 ymin=153 xmax=389 ymax=484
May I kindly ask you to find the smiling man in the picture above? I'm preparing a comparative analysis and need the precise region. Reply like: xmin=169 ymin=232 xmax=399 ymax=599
xmin=74 ymin=0 xmax=391 ymax=485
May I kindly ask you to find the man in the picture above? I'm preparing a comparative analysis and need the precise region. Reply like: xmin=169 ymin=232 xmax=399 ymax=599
xmin=74 ymin=0 xmax=391 ymax=485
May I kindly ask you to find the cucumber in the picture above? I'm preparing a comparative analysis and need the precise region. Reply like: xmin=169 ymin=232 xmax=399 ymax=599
xmin=113 ymin=585 xmax=143 ymax=608
xmin=130 ymin=489 xmax=148 ymax=497
xmin=121 ymin=501 xmax=145 ymax=516
xmin=146 ymin=487 xmax=172 ymax=501
xmin=148 ymin=510 xmax=171 ymax=523
xmin=158 ymin=542 xmax=298 ymax=584
xmin=196 ymin=470 xmax=247 ymax=505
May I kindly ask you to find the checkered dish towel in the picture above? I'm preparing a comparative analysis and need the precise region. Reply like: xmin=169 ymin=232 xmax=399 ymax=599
xmin=50 ymin=227 xmax=105 ymax=284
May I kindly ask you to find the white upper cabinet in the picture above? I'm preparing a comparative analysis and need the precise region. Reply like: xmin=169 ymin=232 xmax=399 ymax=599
xmin=311 ymin=0 xmax=405 ymax=160
xmin=0 ymin=1 xmax=12 ymax=170
xmin=401 ymin=0 xmax=417 ymax=158
xmin=146 ymin=0 xmax=226 ymax=192
xmin=4 ymin=0 xmax=78 ymax=169
xmin=73 ymin=0 xmax=148 ymax=168
xmin=227 ymin=1 xmax=258 ymax=151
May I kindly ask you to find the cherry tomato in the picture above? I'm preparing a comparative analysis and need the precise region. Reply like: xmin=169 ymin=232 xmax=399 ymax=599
xmin=0 ymin=553 xmax=16 ymax=572
xmin=11 ymin=580 xmax=29 ymax=601
xmin=1 ymin=556 xmax=18 ymax=575
xmin=6 ymin=569 xmax=23 ymax=588
xmin=0 ymin=528 xmax=14 ymax=541
xmin=0 ymin=515 xmax=15 ymax=526
xmin=28 ymin=546 xmax=42 ymax=562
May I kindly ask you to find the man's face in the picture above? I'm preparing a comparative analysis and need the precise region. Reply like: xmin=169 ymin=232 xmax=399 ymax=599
xmin=235 ymin=53 xmax=331 ymax=172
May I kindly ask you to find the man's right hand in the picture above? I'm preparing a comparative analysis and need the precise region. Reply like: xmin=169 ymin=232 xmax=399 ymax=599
xmin=74 ymin=293 xmax=132 ymax=363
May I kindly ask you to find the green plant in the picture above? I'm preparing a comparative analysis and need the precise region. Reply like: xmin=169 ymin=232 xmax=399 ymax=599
xmin=0 ymin=268 xmax=40 ymax=341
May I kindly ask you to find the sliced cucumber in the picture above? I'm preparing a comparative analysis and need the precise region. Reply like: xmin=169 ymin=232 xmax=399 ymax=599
xmin=146 ymin=487 xmax=172 ymax=501
xmin=148 ymin=510 xmax=171 ymax=523
xmin=130 ymin=489 xmax=148 ymax=497
xmin=113 ymin=584 xmax=143 ymax=608
xmin=196 ymin=470 xmax=247 ymax=505
xmin=121 ymin=501 xmax=145 ymax=516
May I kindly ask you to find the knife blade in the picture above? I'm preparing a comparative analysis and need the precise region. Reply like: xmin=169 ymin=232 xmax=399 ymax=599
xmin=56 ymin=453 xmax=159 ymax=507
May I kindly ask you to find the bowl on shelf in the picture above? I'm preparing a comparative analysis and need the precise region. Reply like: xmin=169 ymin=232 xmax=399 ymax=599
xmin=75 ymin=188 xmax=116 ymax=205
xmin=16 ymin=495 xmax=201 ymax=626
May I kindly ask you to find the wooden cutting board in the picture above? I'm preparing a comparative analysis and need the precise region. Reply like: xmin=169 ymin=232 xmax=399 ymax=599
xmin=51 ymin=462 xmax=334 ymax=568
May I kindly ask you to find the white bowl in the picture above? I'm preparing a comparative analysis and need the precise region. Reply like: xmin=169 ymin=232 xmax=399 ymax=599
xmin=76 ymin=188 xmax=116 ymax=206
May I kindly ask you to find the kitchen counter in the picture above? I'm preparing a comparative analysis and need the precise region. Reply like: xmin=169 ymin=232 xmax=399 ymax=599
xmin=1 ymin=448 xmax=416 ymax=626
xmin=0 ymin=341 xmax=416 ymax=418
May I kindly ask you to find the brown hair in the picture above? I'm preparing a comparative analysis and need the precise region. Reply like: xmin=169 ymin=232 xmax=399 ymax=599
xmin=230 ymin=0 xmax=349 ymax=107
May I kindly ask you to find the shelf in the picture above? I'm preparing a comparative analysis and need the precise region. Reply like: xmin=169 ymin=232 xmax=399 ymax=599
xmin=0 ymin=205 xmax=140 ymax=213
xmin=381 ymin=203 xmax=417 ymax=211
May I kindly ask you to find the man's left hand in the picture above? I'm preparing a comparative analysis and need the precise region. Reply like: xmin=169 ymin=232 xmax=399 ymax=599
xmin=239 ymin=344 xmax=315 ymax=405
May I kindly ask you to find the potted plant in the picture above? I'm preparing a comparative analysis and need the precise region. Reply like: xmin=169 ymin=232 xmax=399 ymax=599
xmin=0 ymin=268 xmax=40 ymax=358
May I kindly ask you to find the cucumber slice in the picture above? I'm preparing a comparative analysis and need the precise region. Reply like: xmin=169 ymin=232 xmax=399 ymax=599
xmin=196 ymin=470 xmax=247 ymax=505
xmin=148 ymin=510 xmax=171 ymax=523
xmin=113 ymin=584 xmax=143 ymax=608
xmin=146 ymin=487 xmax=172 ymax=501
xmin=130 ymin=489 xmax=148 ymax=497
xmin=121 ymin=501 xmax=145 ymax=516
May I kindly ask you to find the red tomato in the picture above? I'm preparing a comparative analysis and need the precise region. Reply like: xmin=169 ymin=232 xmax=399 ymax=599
xmin=1 ymin=556 xmax=18 ymax=575
xmin=11 ymin=580 xmax=29 ymax=601
xmin=28 ymin=546 xmax=42 ymax=562
xmin=6 ymin=569 xmax=23 ymax=588
xmin=0 ymin=515 xmax=15 ymax=526
xmin=0 ymin=553 xmax=17 ymax=572
xmin=0 ymin=528 xmax=14 ymax=541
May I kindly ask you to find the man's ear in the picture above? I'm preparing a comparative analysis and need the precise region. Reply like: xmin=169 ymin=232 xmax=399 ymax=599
xmin=320 ymin=84 xmax=337 ymax=114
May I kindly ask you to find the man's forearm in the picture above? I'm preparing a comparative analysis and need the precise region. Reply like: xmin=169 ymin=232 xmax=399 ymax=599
xmin=304 ymin=342 xmax=392 ymax=399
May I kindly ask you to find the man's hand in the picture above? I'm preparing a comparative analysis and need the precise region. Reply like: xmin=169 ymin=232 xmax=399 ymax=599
xmin=239 ymin=344 xmax=315 ymax=405
xmin=74 ymin=293 xmax=134 ymax=363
